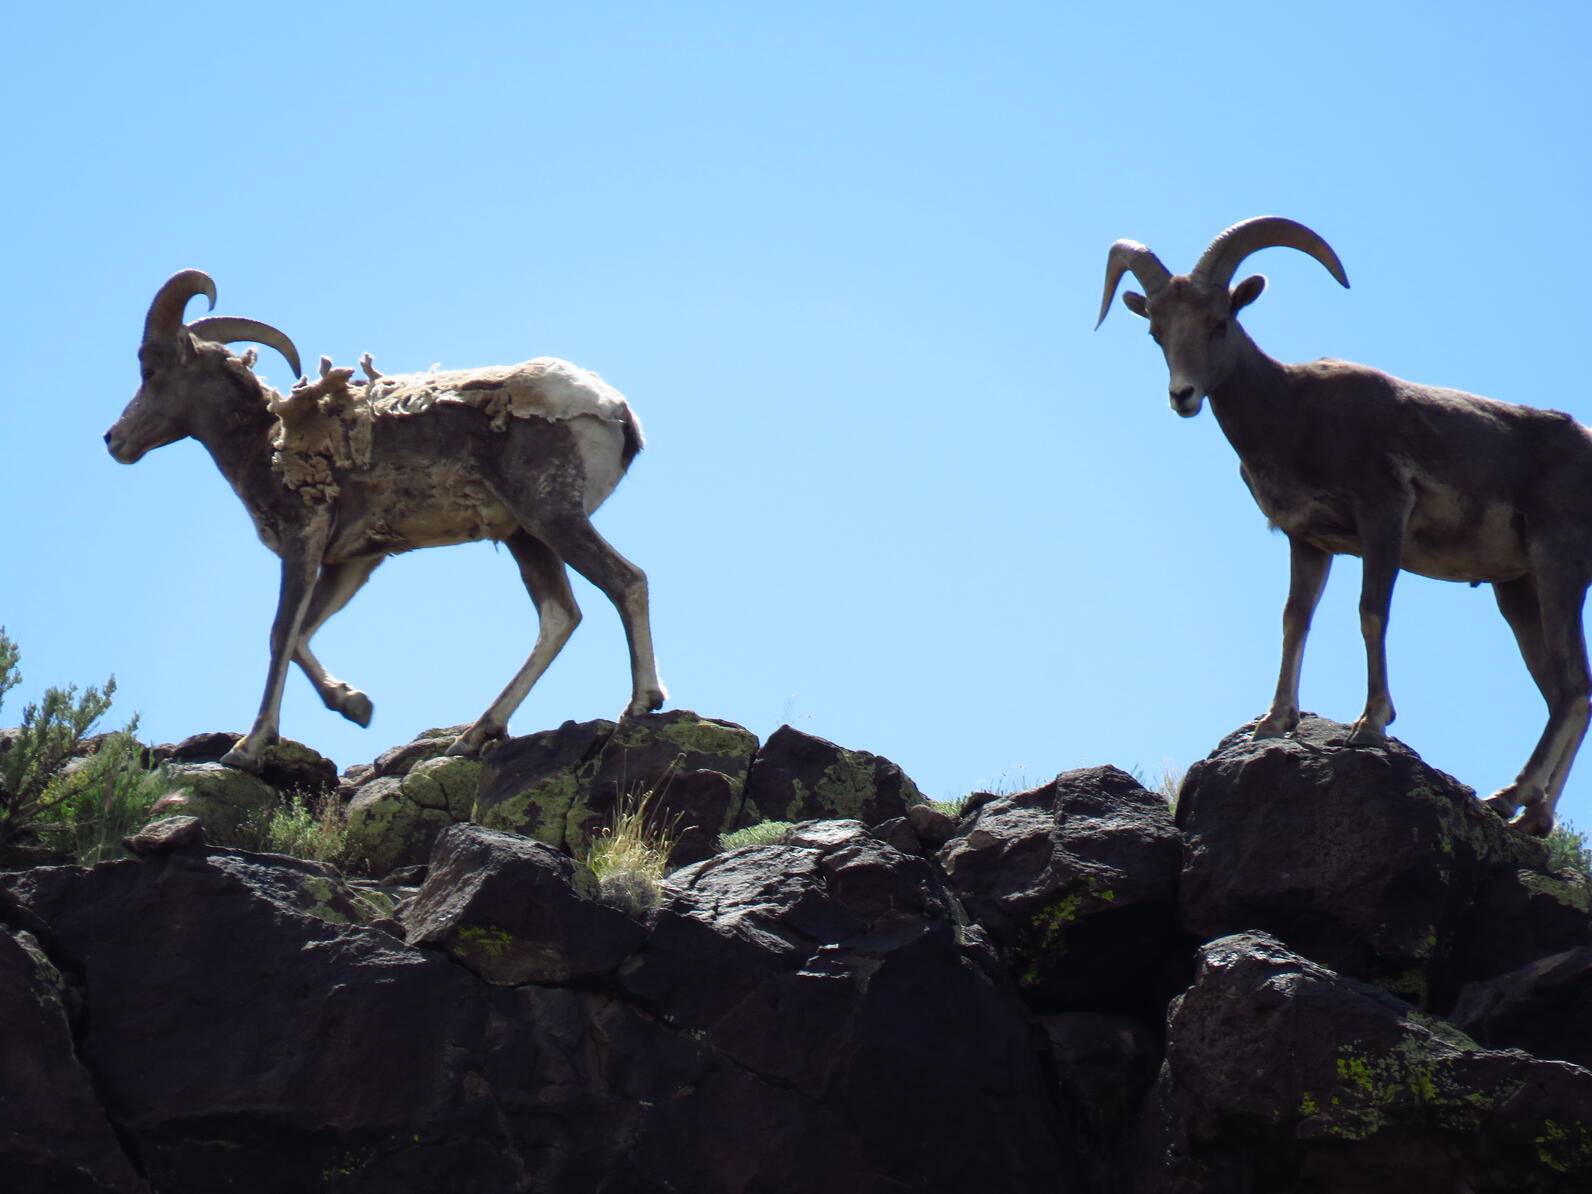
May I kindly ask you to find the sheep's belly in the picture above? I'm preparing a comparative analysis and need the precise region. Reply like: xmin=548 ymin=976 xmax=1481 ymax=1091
xmin=1402 ymin=500 xmax=1529 ymax=584
xmin=328 ymin=477 xmax=520 ymax=560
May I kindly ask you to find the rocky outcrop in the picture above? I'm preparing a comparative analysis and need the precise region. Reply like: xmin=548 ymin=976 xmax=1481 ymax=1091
xmin=2 ymin=713 xmax=1590 ymax=1192
xmin=938 ymin=764 xmax=1184 ymax=1016
xmin=1 ymin=815 xmax=1069 ymax=1193
xmin=1176 ymin=716 xmax=1591 ymax=1010
xmin=1136 ymin=930 xmax=1592 ymax=1192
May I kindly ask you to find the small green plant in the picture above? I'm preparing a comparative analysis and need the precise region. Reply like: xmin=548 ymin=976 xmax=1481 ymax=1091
xmin=927 ymin=797 xmax=966 ymax=818
xmin=0 ymin=629 xmax=139 ymax=857
xmin=1547 ymin=821 xmax=1592 ymax=877
xmin=237 ymin=791 xmax=349 ymax=863
xmin=586 ymin=786 xmax=682 ymax=915
xmin=718 ymin=820 xmax=794 ymax=851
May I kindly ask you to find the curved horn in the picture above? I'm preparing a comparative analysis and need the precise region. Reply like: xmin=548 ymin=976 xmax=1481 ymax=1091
xmin=143 ymin=269 xmax=217 ymax=343
xmin=188 ymin=316 xmax=303 ymax=379
xmin=1189 ymin=217 xmax=1349 ymax=292
xmin=1096 ymin=240 xmax=1173 ymax=329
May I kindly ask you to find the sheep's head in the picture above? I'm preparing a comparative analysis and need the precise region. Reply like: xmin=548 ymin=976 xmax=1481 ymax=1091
xmin=106 ymin=270 xmax=302 ymax=463
xmin=1095 ymin=217 xmax=1349 ymax=418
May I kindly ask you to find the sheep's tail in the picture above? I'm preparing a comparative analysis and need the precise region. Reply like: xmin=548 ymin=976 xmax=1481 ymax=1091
xmin=620 ymin=405 xmax=645 ymax=469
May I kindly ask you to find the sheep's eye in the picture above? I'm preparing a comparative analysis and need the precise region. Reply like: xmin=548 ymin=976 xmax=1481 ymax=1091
xmin=1209 ymin=319 xmax=1228 ymax=338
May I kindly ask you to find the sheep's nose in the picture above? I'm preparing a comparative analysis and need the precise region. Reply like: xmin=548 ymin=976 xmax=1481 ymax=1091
xmin=1170 ymin=385 xmax=1196 ymax=405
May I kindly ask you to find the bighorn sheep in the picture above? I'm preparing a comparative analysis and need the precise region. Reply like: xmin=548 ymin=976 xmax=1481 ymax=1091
xmin=106 ymin=270 xmax=665 ymax=772
xmin=1097 ymin=216 xmax=1590 ymax=835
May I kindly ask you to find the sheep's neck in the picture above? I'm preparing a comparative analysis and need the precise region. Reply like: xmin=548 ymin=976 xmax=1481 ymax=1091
xmin=192 ymin=382 xmax=291 ymax=512
xmin=1206 ymin=332 xmax=1299 ymax=465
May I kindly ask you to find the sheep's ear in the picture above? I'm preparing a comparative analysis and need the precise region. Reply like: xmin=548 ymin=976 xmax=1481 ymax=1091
xmin=1123 ymin=291 xmax=1149 ymax=319
xmin=176 ymin=332 xmax=199 ymax=363
xmin=1231 ymin=274 xmax=1266 ymax=314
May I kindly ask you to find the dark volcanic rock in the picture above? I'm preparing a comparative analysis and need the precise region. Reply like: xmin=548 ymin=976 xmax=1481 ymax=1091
xmin=1039 ymin=1011 xmax=1160 ymax=1193
xmin=402 ymin=823 xmax=645 ymax=984
xmin=1457 ymin=863 xmax=1592 ymax=987
xmin=153 ymin=732 xmax=338 ymax=794
xmin=0 ymin=926 xmax=146 ymax=1193
xmin=153 ymin=730 xmax=245 ymax=764
xmin=0 ymin=819 xmax=1073 ymax=1193
xmin=122 ymin=814 xmax=206 ymax=855
xmin=473 ymin=712 xmax=758 ymax=868
xmin=579 ymin=711 xmax=759 ymax=866
xmin=472 ymin=717 xmax=615 ymax=848
xmin=1452 ymin=946 xmax=1592 ymax=1071
xmin=1136 ymin=931 xmax=1592 ymax=1193
xmin=938 ymin=764 xmax=1183 ymax=1013
xmin=1 ymin=847 xmax=496 ymax=1193
xmin=1176 ymin=716 xmax=1556 ymax=1009
xmin=366 ymin=725 xmax=471 ymax=781
xmin=742 ymin=724 xmax=925 ymax=828
xmin=620 ymin=819 xmax=1074 ymax=1190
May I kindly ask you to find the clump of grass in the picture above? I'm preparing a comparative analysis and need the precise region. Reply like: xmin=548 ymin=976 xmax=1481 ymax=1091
xmin=718 ymin=820 xmax=794 ymax=851
xmin=238 ymin=791 xmax=349 ymax=864
xmin=586 ymin=787 xmax=682 ymax=916
xmin=1547 ymin=820 xmax=1592 ymax=877
xmin=1154 ymin=765 xmax=1186 ymax=809
xmin=926 ymin=798 xmax=966 ymax=818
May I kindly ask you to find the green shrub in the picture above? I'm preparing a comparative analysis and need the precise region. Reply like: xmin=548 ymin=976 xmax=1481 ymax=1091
xmin=1547 ymin=820 xmax=1592 ymax=877
xmin=35 ymin=725 xmax=170 ymax=864
xmin=0 ymin=629 xmax=135 ymax=857
xmin=718 ymin=820 xmax=794 ymax=851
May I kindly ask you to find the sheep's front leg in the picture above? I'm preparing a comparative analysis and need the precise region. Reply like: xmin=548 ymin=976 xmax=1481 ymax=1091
xmin=1255 ymin=536 xmax=1331 ymax=739
xmin=293 ymin=558 xmax=384 ymax=727
xmin=1345 ymin=509 xmax=1410 ymax=746
xmin=222 ymin=539 xmax=325 ymax=773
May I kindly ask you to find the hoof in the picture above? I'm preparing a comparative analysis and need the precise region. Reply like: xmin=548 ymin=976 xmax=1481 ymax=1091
xmin=1511 ymin=801 xmax=1555 ymax=837
xmin=1345 ymin=719 xmax=1387 ymax=747
xmin=1252 ymin=710 xmax=1298 ymax=740
xmin=219 ymin=741 xmax=265 ymax=773
xmin=624 ymin=688 xmax=667 ymax=719
xmin=338 ymin=690 xmax=374 ymax=728
xmin=447 ymin=723 xmax=504 ymax=757
xmin=1480 ymin=791 xmax=1518 ymax=820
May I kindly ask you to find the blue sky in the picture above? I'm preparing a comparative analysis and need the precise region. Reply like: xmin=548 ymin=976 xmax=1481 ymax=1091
xmin=7 ymin=1 xmax=1592 ymax=830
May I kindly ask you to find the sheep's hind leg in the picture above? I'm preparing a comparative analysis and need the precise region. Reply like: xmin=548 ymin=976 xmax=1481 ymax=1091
xmin=292 ymin=558 xmax=384 ymax=727
xmin=534 ymin=513 xmax=665 ymax=720
xmin=1482 ymin=576 xmax=1551 ymax=821
xmin=1485 ymin=569 xmax=1591 ymax=835
xmin=451 ymin=531 xmax=583 ymax=756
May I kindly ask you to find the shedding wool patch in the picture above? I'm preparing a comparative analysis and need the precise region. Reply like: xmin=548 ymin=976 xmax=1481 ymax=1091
xmin=266 ymin=356 xmax=632 ymax=504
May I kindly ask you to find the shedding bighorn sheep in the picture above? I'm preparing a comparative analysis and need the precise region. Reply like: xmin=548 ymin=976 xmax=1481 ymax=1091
xmin=106 ymin=270 xmax=665 ymax=772
xmin=1097 ymin=216 xmax=1590 ymax=835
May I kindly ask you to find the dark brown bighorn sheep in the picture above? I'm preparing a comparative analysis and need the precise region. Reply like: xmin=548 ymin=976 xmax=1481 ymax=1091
xmin=1097 ymin=216 xmax=1591 ymax=835
xmin=106 ymin=270 xmax=665 ymax=772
